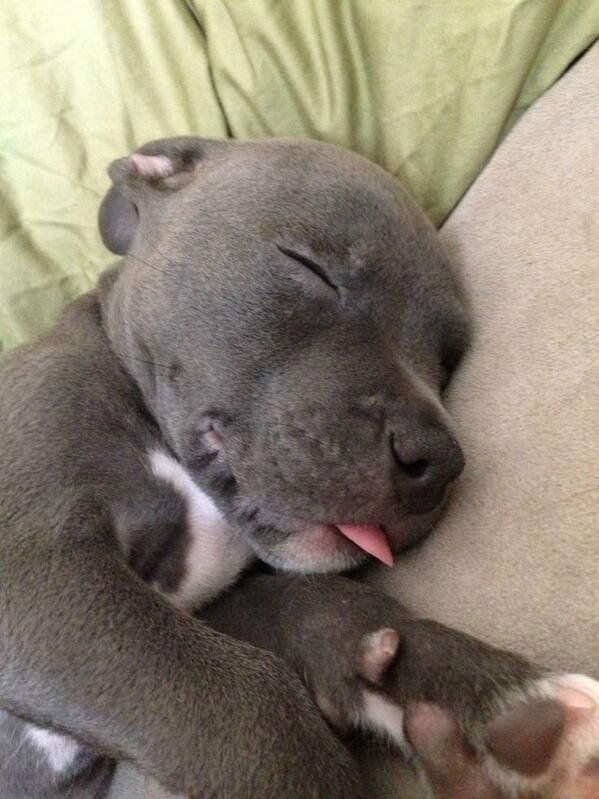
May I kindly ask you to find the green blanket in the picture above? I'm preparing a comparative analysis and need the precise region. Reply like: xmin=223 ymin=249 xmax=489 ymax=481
xmin=1 ymin=0 xmax=597 ymax=351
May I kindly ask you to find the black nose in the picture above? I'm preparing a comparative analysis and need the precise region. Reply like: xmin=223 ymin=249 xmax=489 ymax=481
xmin=390 ymin=415 xmax=464 ymax=513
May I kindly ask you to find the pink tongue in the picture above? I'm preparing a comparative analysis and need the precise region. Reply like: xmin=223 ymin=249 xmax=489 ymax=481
xmin=336 ymin=524 xmax=394 ymax=567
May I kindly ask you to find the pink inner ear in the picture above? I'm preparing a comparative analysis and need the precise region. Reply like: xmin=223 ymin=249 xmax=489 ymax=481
xmin=129 ymin=153 xmax=175 ymax=180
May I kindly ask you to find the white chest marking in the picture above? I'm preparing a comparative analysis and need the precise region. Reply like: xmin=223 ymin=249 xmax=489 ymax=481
xmin=149 ymin=450 xmax=254 ymax=611
xmin=25 ymin=725 xmax=80 ymax=774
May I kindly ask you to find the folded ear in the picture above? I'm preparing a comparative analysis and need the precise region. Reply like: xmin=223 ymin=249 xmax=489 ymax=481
xmin=98 ymin=185 xmax=139 ymax=255
xmin=98 ymin=137 xmax=225 ymax=255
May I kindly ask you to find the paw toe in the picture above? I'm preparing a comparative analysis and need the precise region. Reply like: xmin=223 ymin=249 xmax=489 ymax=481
xmin=487 ymin=673 xmax=599 ymax=798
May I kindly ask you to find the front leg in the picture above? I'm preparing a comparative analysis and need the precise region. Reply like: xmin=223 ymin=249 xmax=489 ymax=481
xmin=202 ymin=571 xmax=599 ymax=798
xmin=0 ymin=525 xmax=360 ymax=798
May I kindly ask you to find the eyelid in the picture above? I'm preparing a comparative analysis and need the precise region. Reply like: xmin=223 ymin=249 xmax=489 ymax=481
xmin=439 ymin=341 xmax=466 ymax=390
xmin=276 ymin=244 xmax=338 ymax=292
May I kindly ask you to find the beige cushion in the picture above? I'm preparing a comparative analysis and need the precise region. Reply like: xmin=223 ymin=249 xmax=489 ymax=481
xmin=366 ymin=41 xmax=599 ymax=799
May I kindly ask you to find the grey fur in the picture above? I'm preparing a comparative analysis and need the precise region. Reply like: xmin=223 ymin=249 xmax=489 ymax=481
xmin=0 ymin=137 xmax=469 ymax=797
xmin=202 ymin=571 xmax=541 ymax=742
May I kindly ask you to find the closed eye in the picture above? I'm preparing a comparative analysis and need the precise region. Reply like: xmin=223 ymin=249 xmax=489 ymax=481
xmin=440 ymin=329 xmax=469 ymax=391
xmin=440 ymin=351 xmax=461 ymax=391
xmin=276 ymin=245 xmax=339 ymax=293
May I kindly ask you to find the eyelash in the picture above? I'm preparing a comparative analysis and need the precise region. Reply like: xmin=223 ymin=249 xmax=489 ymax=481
xmin=276 ymin=245 xmax=339 ymax=292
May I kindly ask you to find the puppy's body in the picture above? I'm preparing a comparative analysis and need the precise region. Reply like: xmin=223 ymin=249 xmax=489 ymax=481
xmin=0 ymin=285 xmax=256 ymax=798
xmin=3 ymin=290 xmax=598 ymax=799
xmin=0 ymin=137 xmax=597 ymax=798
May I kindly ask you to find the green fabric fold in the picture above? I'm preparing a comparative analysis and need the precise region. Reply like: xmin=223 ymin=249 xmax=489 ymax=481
xmin=1 ymin=0 xmax=597 ymax=349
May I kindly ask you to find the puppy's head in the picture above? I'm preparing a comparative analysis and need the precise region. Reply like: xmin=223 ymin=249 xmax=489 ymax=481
xmin=100 ymin=137 xmax=469 ymax=572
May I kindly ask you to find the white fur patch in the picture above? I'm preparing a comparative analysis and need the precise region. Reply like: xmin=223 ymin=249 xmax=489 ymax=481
xmin=129 ymin=153 xmax=174 ymax=179
xmin=149 ymin=450 xmax=253 ymax=610
xmin=25 ymin=725 xmax=79 ymax=774
xmin=361 ymin=690 xmax=409 ymax=754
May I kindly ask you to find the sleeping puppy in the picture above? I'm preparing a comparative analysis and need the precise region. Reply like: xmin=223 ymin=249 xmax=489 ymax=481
xmin=0 ymin=137 xmax=596 ymax=798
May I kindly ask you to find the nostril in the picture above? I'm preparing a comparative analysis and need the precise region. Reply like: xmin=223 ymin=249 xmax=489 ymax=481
xmin=390 ymin=434 xmax=431 ymax=480
xmin=389 ymin=426 xmax=464 ymax=513
xmin=398 ymin=458 xmax=429 ymax=479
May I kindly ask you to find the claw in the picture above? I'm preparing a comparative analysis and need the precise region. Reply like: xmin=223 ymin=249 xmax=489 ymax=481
xmin=357 ymin=628 xmax=400 ymax=685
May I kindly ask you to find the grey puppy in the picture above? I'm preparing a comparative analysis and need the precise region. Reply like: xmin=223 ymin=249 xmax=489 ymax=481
xmin=0 ymin=137 xmax=596 ymax=799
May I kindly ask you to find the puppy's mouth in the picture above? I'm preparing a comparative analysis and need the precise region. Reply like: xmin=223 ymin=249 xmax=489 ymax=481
xmin=234 ymin=490 xmax=450 ymax=573
xmin=333 ymin=523 xmax=394 ymax=567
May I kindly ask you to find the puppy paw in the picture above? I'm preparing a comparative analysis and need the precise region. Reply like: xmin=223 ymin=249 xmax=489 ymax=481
xmin=284 ymin=591 xmax=598 ymax=799
xmin=483 ymin=673 xmax=599 ymax=798
xmin=399 ymin=674 xmax=599 ymax=799
xmin=308 ymin=626 xmax=407 ymax=739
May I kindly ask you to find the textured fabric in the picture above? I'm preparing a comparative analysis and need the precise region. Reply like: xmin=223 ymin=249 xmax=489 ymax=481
xmin=1 ymin=0 xmax=597 ymax=350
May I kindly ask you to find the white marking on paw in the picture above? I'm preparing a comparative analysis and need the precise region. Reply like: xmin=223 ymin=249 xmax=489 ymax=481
xmin=536 ymin=674 xmax=599 ymax=782
xmin=149 ymin=450 xmax=253 ymax=610
xmin=25 ymin=725 xmax=79 ymax=774
xmin=361 ymin=690 xmax=410 ymax=755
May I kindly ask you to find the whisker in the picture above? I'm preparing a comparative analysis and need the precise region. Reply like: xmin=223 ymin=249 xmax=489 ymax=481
xmin=123 ymin=250 xmax=169 ymax=275
xmin=248 ymin=397 xmax=327 ymax=447
xmin=125 ymin=238 xmax=206 ymax=317
xmin=136 ymin=229 xmax=179 ymax=271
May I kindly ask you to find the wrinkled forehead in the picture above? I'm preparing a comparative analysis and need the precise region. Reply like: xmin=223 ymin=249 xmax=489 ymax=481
xmin=152 ymin=139 xmax=463 ymax=341
xmin=136 ymin=140 xmax=468 ymax=394
xmin=174 ymin=139 xmax=421 ymax=253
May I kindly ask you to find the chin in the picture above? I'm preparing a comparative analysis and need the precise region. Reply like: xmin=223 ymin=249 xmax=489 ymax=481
xmin=243 ymin=503 xmax=447 ymax=574
xmin=247 ymin=521 xmax=369 ymax=573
